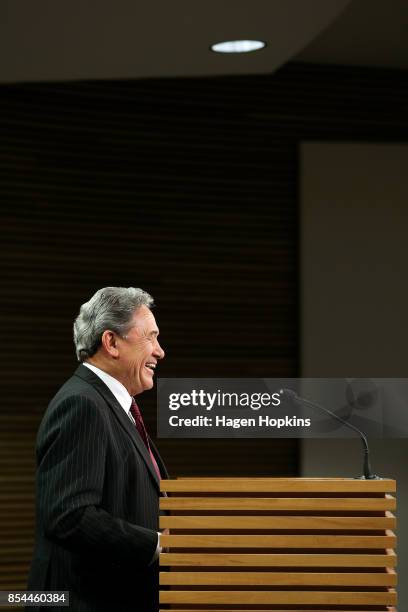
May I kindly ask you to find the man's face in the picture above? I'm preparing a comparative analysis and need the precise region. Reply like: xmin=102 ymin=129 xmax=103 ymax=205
xmin=116 ymin=305 xmax=165 ymax=396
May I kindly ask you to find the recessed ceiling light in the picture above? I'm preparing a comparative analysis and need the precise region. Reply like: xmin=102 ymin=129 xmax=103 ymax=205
xmin=210 ymin=40 xmax=266 ymax=54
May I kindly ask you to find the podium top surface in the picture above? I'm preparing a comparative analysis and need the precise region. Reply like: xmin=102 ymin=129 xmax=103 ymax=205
xmin=160 ymin=477 xmax=396 ymax=493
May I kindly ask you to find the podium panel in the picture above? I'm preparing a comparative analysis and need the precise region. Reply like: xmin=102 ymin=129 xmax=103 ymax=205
xmin=159 ymin=478 xmax=397 ymax=612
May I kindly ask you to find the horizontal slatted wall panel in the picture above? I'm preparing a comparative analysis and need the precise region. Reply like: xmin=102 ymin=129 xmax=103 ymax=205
xmin=0 ymin=416 xmax=36 ymax=591
xmin=1 ymin=62 xmax=408 ymax=590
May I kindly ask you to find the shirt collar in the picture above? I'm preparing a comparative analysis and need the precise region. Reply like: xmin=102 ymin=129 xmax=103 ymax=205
xmin=83 ymin=362 xmax=133 ymax=413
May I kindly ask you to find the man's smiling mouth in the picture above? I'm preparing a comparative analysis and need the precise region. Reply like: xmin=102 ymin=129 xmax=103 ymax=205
xmin=145 ymin=363 xmax=156 ymax=371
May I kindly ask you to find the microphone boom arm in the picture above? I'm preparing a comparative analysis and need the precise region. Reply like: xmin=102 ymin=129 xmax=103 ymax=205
xmin=280 ymin=388 xmax=380 ymax=480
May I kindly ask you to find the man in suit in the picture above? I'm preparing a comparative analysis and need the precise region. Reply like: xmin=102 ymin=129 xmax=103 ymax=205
xmin=27 ymin=287 xmax=167 ymax=611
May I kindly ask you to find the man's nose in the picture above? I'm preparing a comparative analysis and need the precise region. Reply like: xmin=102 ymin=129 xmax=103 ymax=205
xmin=154 ymin=341 xmax=165 ymax=360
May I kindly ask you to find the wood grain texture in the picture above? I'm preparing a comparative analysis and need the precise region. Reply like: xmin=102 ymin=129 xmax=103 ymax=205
xmin=160 ymin=551 xmax=397 ymax=567
xmin=159 ymin=589 xmax=397 ymax=605
xmin=160 ymin=514 xmax=396 ymax=530
xmin=161 ymin=477 xmax=396 ymax=493
xmin=160 ymin=496 xmax=396 ymax=511
xmin=159 ymin=609 xmax=397 ymax=612
xmin=160 ymin=570 xmax=397 ymax=586
xmin=161 ymin=533 xmax=396 ymax=548
xmin=160 ymin=478 xmax=397 ymax=609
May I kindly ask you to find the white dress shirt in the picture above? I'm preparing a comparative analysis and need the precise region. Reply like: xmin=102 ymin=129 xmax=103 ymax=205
xmin=83 ymin=361 xmax=161 ymax=562
xmin=83 ymin=361 xmax=136 ymax=423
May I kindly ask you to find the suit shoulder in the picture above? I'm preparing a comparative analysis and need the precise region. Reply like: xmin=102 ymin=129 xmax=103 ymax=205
xmin=50 ymin=373 xmax=102 ymax=407
xmin=38 ymin=372 xmax=107 ymax=436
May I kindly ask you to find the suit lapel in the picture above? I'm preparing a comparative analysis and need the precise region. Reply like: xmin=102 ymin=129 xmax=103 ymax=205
xmin=74 ymin=364 xmax=161 ymax=490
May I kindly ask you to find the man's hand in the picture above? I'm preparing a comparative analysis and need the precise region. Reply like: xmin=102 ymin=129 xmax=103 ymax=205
xmin=159 ymin=528 xmax=170 ymax=553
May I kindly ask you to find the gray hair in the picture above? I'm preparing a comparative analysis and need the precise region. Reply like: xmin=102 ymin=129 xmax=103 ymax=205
xmin=73 ymin=286 xmax=154 ymax=362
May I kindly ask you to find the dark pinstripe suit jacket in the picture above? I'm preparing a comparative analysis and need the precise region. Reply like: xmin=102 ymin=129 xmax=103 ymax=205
xmin=27 ymin=364 xmax=168 ymax=612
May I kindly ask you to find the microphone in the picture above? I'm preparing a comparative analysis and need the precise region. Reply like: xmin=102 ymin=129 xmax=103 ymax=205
xmin=279 ymin=388 xmax=381 ymax=480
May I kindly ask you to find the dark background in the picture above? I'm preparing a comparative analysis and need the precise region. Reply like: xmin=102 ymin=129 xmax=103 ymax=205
xmin=1 ymin=61 xmax=408 ymax=589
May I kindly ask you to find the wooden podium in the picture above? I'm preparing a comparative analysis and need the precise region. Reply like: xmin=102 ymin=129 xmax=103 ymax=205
xmin=159 ymin=478 xmax=397 ymax=611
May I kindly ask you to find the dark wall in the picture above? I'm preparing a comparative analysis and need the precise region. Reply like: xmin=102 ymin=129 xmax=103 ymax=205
xmin=1 ymin=61 xmax=408 ymax=589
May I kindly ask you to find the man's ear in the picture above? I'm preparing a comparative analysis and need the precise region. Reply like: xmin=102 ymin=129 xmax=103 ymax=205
xmin=101 ymin=330 xmax=120 ymax=358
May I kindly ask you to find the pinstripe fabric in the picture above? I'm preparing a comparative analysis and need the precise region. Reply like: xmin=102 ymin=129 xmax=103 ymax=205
xmin=27 ymin=364 xmax=168 ymax=612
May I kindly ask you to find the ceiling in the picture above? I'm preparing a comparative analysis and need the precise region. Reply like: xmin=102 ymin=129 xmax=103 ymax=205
xmin=296 ymin=0 xmax=408 ymax=69
xmin=0 ymin=0 xmax=407 ymax=84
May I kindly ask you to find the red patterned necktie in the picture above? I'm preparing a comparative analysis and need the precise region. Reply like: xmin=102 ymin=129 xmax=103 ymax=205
xmin=129 ymin=398 xmax=161 ymax=480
